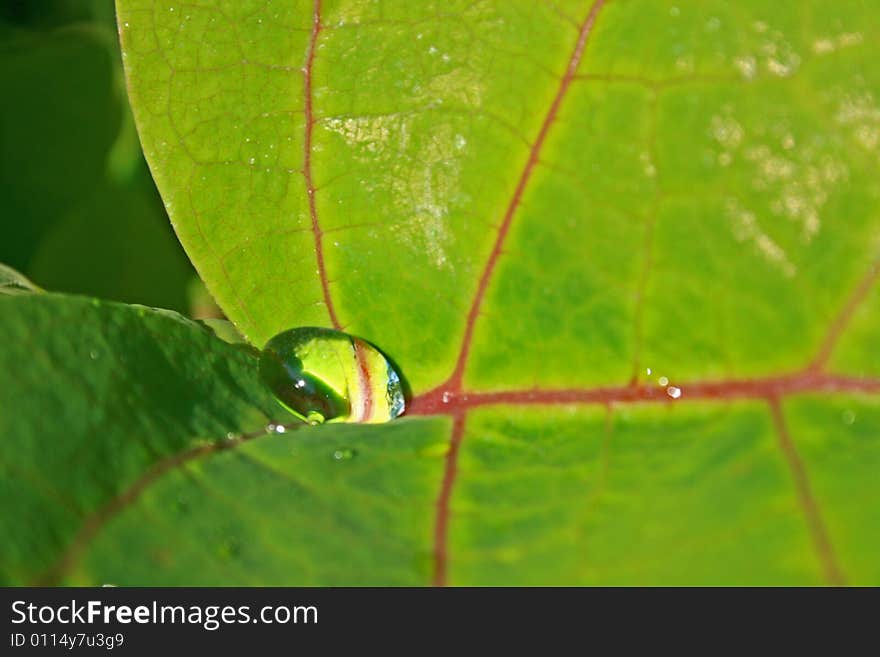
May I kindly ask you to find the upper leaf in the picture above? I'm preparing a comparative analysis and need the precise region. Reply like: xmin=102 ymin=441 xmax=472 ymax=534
xmin=118 ymin=0 xmax=880 ymax=389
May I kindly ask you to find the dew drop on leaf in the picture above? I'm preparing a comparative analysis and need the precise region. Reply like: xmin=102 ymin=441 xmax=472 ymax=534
xmin=333 ymin=448 xmax=357 ymax=461
xmin=259 ymin=327 xmax=406 ymax=425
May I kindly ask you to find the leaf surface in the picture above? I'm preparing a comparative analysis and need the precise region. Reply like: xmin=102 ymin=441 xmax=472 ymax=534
xmin=23 ymin=0 xmax=880 ymax=583
xmin=0 ymin=293 xmax=445 ymax=585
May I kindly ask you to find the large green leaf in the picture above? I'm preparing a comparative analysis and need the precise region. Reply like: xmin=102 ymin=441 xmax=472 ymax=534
xmin=14 ymin=0 xmax=877 ymax=583
xmin=0 ymin=293 xmax=445 ymax=585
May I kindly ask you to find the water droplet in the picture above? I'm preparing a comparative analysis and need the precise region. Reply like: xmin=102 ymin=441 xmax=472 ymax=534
xmin=225 ymin=432 xmax=237 ymax=440
xmin=89 ymin=350 xmax=99 ymax=360
xmin=333 ymin=448 xmax=356 ymax=461
xmin=658 ymin=376 xmax=669 ymax=386
xmin=259 ymin=327 xmax=406 ymax=424
xmin=646 ymin=367 xmax=652 ymax=376
xmin=842 ymin=409 xmax=856 ymax=425
xmin=441 ymin=391 xmax=452 ymax=404
xmin=667 ymin=386 xmax=682 ymax=399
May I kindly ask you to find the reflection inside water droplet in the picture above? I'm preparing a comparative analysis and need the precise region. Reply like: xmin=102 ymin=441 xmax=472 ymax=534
xmin=667 ymin=386 xmax=682 ymax=399
xmin=259 ymin=327 xmax=406 ymax=424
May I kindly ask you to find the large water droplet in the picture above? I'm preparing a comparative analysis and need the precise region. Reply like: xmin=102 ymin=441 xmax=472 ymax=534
xmin=259 ymin=327 xmax=406 ymax=424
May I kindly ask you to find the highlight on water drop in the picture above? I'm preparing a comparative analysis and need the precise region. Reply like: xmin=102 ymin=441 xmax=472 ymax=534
xmin=258 ymin=327 xmax=406 ymax=425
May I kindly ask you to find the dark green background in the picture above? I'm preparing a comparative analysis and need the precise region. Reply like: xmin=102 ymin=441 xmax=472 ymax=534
xmin=0 ymin=0 xmax=201 ymax=313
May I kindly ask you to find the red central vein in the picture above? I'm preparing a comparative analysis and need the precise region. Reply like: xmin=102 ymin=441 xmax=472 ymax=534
xmin=37 ymin=426 xmax=273 ymax=585
xmin=303 ymin=0 xmax=341 ymax=330
xmin=410 ymin=371 xmax=880 ymax=415
xmin=768 ymin=399 xmax=845 ymax=585
xmin=445 ymin=0 xmax=608 ymax=391
xmin=432 ymin=412 xmax=466 ymax=587
xmin=428 ymin=1 xmax=609 ymax=587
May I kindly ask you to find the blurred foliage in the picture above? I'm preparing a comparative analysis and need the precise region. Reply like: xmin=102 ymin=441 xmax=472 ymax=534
xmin=0 ymin=0 xmax=203 ymax=313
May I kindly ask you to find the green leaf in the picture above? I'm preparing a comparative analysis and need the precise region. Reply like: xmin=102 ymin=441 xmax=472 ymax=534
xmin=0 ymin=293 xmax=445 ymax=585
xmin=26 ymin=0 xmax=878 ymax=583
xmin=0 ymin=263 xmax=42 ymax=295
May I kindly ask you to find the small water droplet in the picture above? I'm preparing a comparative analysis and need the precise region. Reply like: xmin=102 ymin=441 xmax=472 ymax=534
xmin=441 ymin=391 xmax=452 ymax=403
xmin=667 ymin=386 xmax=682 ymax=399
xmin=333 ymin=448 xmax=356 ymax=461
xmin=259 ymin=327 xmax=406 ymax=424
xmin=646 ymin=367 xmax=652 ymax=376
xmin=225 ymin=432 xmax=237 ymax=440
xmin=842 ymin=409 xmax=856 ymax=425
xmin=273 ymin=424 xmax=286 ymax=434
xmin=658 ymin=376 xmax=669 ymax=386
xmin=89 ymin=350 xmax=99 ymax=360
